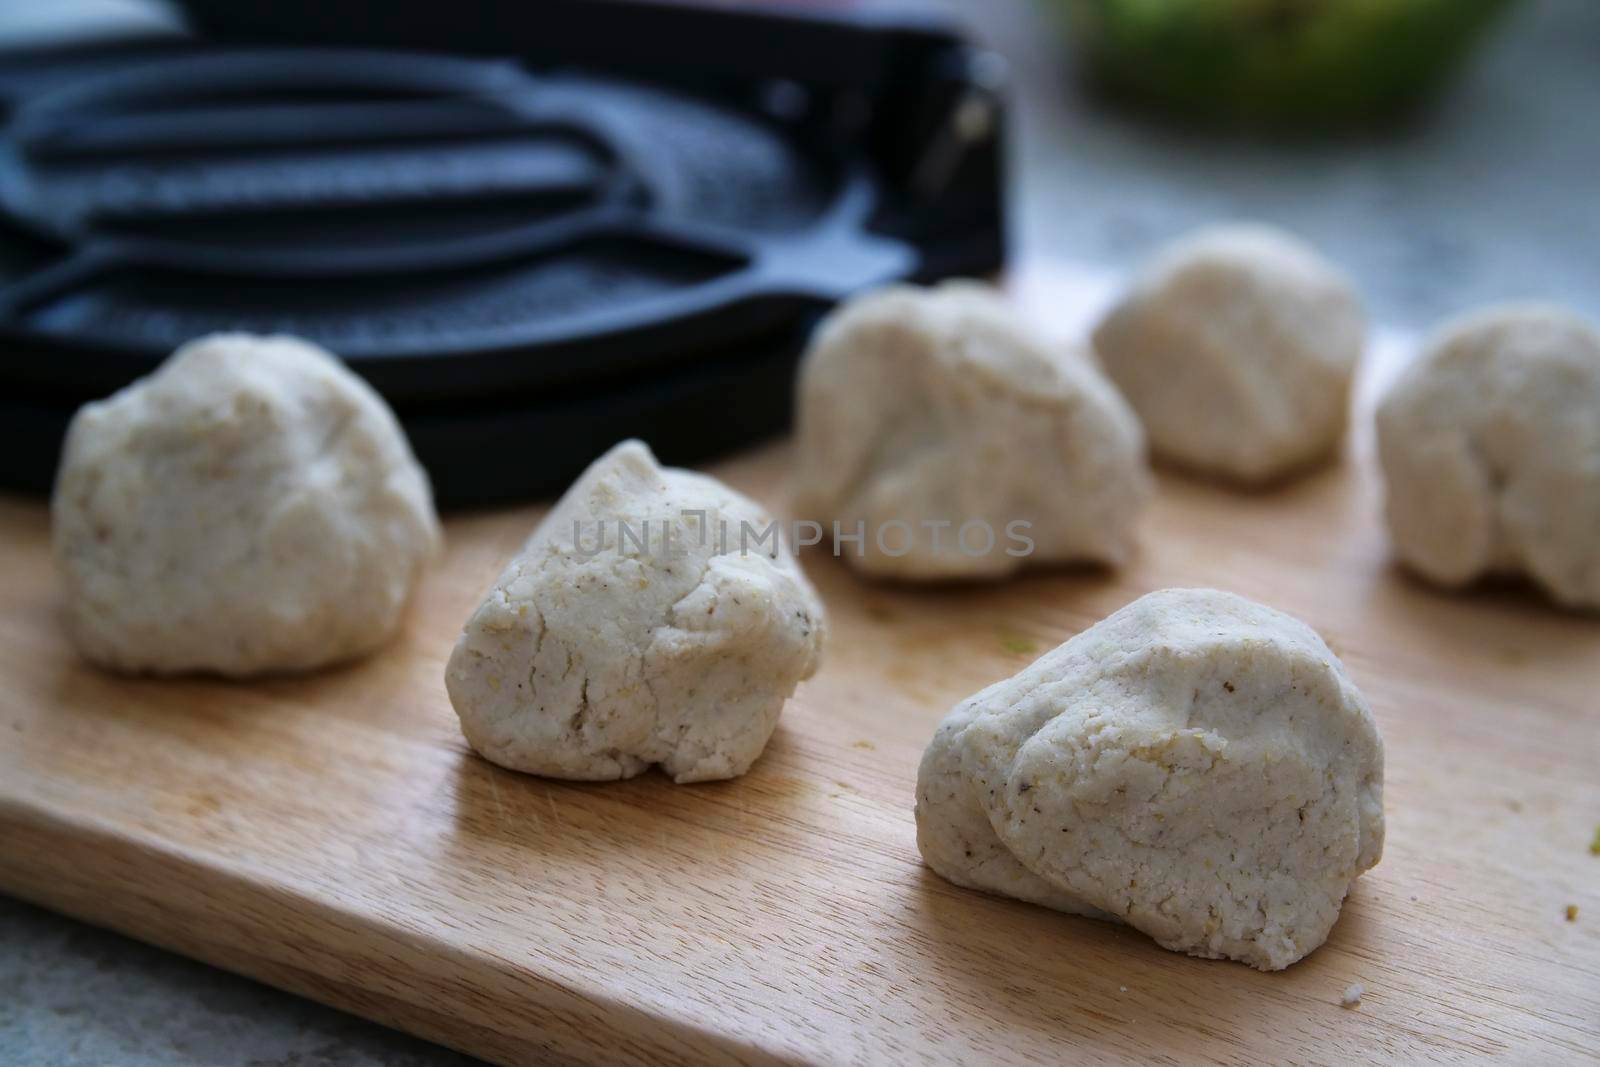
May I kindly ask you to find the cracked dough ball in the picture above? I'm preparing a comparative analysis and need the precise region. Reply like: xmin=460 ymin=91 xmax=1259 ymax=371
xmin=916 ymin=588 xmax=1384 ymax=970
xmin=52 ymin=333 xmax=441 ymax=676
xmin=1092 ymin=224 xmax=1364 ymax=484
xmin=1377 ymin=304 xmax=1600 ymax=610
xmin=793 ymin=281 xmax=1149 ymax=580
xmin=446 ymin=440 xmax=825 ymax=783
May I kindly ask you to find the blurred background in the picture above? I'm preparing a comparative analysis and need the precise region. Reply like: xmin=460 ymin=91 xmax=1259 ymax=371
xmin=887 ymin=0 xmax=1599 ymax=332
xmin=5 ymin=0 xmax=1596 ymax=335
xmin=2 ymin=1 xmax=1596 ymax=1063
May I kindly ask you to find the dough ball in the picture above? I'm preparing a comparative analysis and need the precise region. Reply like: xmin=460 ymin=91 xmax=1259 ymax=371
xmin=446 ymin=440 xmax=825 ymax=783
xmin=915 ymin=588 xmax=1384 ymax=970
xmin=1092 ymin=224 xmax=1365 ymax=484
xmin=1377 ymin=303 xmax=1600 ymax=609
xmin=793 ymin=281 xmax=1150 ymax=580
xmin=52 ymin=333 xmax=441 ymax=676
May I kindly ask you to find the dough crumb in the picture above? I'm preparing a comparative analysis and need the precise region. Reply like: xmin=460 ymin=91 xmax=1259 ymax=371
xmin=998 ymin=631 xmax=1039 ymax=656
xmin=1566 ymin=904 xmax=1579 ymax=922
xmin=1341 ymin=983 xmax=1364 ymax=1008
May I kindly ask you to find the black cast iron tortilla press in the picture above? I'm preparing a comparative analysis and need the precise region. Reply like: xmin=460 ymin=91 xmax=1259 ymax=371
xmin=0 ymin=0 xmax=1006 ymax=505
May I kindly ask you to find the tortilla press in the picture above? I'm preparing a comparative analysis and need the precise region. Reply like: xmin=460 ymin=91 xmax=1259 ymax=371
xmin=0 ymin=0 xmax=1006 ymax=505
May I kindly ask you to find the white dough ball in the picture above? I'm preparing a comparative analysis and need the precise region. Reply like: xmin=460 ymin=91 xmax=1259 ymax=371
xmin=52 ymin=333 xmax=441 ymax=676
xmin=793 ymin=281 xmax=1150 ymax=580
xmin=1377 ymin=303 xmax=1600 ymax=610
xmin=916 ymin=588 xmax=1384 ymax=971
xmin=1092 ymin=224 xmax=1365 ymax=484
xmin=446 ymin=440 xmax=825 ymax=783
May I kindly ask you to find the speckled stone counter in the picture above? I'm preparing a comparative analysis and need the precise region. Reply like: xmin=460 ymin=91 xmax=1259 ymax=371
xmin=0 ymin=897 xmax=482 ymax=1066
xmin=3 ymin=1 xmax=1596 ymax=1064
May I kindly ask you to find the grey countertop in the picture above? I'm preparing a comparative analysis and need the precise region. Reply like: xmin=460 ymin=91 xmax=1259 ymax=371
xmin=3 ymin=1 xmax=1597 ymax=1064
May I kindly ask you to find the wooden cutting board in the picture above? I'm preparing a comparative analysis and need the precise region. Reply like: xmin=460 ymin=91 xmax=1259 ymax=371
xmin=2 ymin=301 xmax=1598 ymax=1065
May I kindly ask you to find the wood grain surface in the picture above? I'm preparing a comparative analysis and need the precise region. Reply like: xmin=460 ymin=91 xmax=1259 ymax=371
xmin=2 ymin=304 xmax=1598 ymax=1065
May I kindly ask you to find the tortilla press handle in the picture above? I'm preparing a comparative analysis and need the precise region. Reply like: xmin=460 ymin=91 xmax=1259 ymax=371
xmin=752 ymin=228 xmax=915 ymax=304
xmin=732 ymin=173 xmax=917 ymax=304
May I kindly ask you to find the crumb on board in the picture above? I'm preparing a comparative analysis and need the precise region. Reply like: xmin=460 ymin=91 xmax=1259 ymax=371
xmin=1566 ymin=904 xmax=1579 ymax=922
xmin=1119 ymin=986 xmax=1128 ymax=993
xmin=1341 ymin=983 xmax=1364 ymax=1009
xmin=852 ymin=739 xmax=875 ymax=751
xmin=1590 ymin=825 xmax=1600 ymax=856
xmin=998 ymin=631 xmax=1039 ymax=656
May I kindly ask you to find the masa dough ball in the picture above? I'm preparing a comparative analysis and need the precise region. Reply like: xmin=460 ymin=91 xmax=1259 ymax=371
xmin=446 ymin=440 xmax=825 ymax=783
xmin=52 ymin=333 xmax=441 ymax=676
xmin=1377 ymin=304 xmax=1600 ymax=610
xmin=793 ymin=281 xmax=1150 ymax=580
xmin=915 ymin=588 xmax=1384 ymax=971
xmin=1092 ymin=224 xmax=1365 ymax=484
